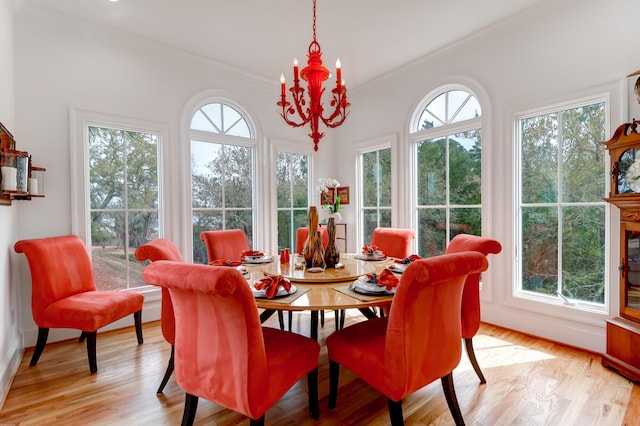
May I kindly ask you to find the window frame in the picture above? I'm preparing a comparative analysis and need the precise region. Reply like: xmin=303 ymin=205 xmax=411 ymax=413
xmin=187 ymin=98 xmax=258 ymax=263
xmin=70 ymin=108 xmax=166 ymax=294
xmin=513 ymin=93 xmax=610 ymax=315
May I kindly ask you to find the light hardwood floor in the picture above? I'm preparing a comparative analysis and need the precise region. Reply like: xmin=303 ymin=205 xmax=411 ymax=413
xmin=1 ymin=311 xmax=638 ymax=425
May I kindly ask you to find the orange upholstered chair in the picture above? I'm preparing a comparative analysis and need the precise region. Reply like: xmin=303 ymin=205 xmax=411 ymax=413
xmin=14 ymin=235 xmax=144 ymax=374
xmin=295 ymin=226 xmax=329 ymax=254
xmin=326 ymin=251 xmax=488 ymax=426
xmin=445 ymin=234 xmax=502 ymax=384
xmin=134 ymin=238 xmax=184 ymax=393
xmin=200 ymin=229 xmax=250 ymax=262
xmin=142 ymin=261 xmax=320 ymax=426
xmin=369 ymin=227 xmax=416 ymax=259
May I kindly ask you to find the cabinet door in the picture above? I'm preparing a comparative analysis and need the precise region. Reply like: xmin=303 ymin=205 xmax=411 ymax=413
xmin=622 ymin=223 xmax=640 ymax=322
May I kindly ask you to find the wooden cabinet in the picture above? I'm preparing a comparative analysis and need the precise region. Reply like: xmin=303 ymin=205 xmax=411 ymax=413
xmin=320 ymin=222 xmax=347 ymax=253
xmin=602 ymin=120 xmax=640 ymax=382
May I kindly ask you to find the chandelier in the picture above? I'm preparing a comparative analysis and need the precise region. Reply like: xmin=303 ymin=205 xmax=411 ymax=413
xmin=277 ymin=0 xmax=350 ymax=152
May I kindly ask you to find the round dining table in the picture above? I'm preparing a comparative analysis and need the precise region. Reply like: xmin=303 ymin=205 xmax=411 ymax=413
xmin=243 ymin=254 xmax=397 ymax=340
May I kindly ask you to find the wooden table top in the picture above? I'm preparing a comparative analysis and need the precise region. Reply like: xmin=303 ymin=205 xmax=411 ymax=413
xmin=244 ymin=254 xmax=396 ymax=311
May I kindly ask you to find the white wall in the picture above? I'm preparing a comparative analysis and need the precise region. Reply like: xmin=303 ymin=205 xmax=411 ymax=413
xmin=338 ymin=0 xmax=638 ymax=352
xmin=0 ymin=0 xmax=23 ymax=408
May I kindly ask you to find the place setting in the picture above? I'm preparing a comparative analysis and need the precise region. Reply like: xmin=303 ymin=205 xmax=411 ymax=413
xmin=353 ymin=244 xmax=387 ymax=261
xmin=387 ymin=254 xmax=422 ymax=275
xmin=249 ymin=274 xmax=310 ymax=303
xmin=241 ymin=249 xmax=275 ymax=264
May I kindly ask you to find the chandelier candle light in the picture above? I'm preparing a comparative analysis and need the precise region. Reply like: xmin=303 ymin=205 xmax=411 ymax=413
xmin=277 ymin=0 xmax=350 ymax=152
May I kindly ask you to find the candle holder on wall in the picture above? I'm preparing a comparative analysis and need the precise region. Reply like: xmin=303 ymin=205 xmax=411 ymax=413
xmin=0 ymin=123 xmax=46 ymax=205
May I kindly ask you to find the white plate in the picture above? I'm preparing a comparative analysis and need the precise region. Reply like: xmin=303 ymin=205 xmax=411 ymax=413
xmin=251 ymin=284 xmax=297 ymax=298
xmin=388 ymin=263 xmax=408 ymax=274
xmin=243 ymin=256 xmax=275 ymax=264
xmin=350 ymin=276 xmax=395 ymax=295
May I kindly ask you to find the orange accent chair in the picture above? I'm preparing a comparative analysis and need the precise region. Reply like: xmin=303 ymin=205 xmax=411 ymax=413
xmin=134 ymin=238 xmax=184 ymax=393
xmin=369 ymin=227 xmax=416 ymax=259
xmin=14 ymin=235 xmax=144 ymax=374
xmin=295 ymin=226 xmax=329 ymax=254
xmin=142 ymin=261 xmax=320 ymax=426
xmin=445 ymin=234 xmax=502 ymax=384
xmin=200 ymin=228 xmax=288 ymax=331
xmin=200 ymin=229 xmax=250 ymax=262
xmin=326 ymin=251 xmax=488 ymax=426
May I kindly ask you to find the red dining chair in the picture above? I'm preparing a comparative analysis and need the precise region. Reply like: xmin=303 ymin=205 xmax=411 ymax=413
xmin=445 ymin=234 xmax=502 ymax=384
xmin=142 ymin=261 xmax=320 ymax=426
xmin=200 ymin=229 xmax=250 ymax=262
xmin=14 ymin=235 xmax=144 ymax=374
xmin=134 ymin=238 xmax=184 ymax=393
xmin=369 ymin=227 xmax=416 ymax=259
xmin=326 ymin=251 xmax=488 ymax=426
xmin=295 ymin=226 xmax=329 ymax=254
xmin=200 ymin=228 xmax=288 ymax=331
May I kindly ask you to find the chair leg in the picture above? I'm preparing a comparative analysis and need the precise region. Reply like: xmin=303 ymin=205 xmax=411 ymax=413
xmin=30 ymin=327 xmax=49 ymax=366
xmin=157 ymin=345 xmax=175 ymax=394
xmin=249 ymin=416 xmax=265 ymax=426
xmin=464 ymin=337 xmax=486 ymax=384
xmin=134 ymin=310 xmax=143 ymax=344
xmin=277 ymin=311 xmax=285 ymax=330
xmin=85 ymin=331 xmax=98 ymax=374
xmin=328 ymin=360 xmax=340 ymax=410
xmin=441 ymin=373 xmax=465 ymax=426
xmin=307 ymin=367 xmax=319 ymax=419
xmin=387 ymin=398 xmax=404 ymax=426
xmin=181 ymin=393 xmax=199 ymax=426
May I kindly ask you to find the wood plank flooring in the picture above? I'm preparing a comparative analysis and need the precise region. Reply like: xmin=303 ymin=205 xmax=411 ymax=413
xmin=0 ymin=311 xmax=638 ymax=425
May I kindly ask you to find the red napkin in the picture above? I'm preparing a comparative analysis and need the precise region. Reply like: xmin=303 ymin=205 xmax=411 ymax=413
xmin=395 ymin=254 xmax=422 ymax=264
xmin=366 ymin=268 xmax=399 ymax=291
xmin=209 ymin=259 xmax=242 ymax=267
xmin=362 ymin=244 xmax=382 ymax=255
xmin=253 ymin=275 xmax=291 ymax=299
xmin=241 ymin=249 xmax=264 ymax=259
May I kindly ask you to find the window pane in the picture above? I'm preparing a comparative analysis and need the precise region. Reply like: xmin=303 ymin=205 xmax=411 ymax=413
xmin=417 ymin=138 xmax=446 ymax=205
xmin=192 ymin=141 xmax=223 ymax=208
xmin=562 ymin=206 xmax=605 ymax=303
xmin=379 ymin=149 xmax=392 ymax=206
xmin=223 ymin=145 xmax=253 ymax=208
xmin=561 ymin=104 xmax=606 ymax=203
xmin=522 ymin=206 xmax=558 ymax=296
xmin=450 ymin=130 xmax=481 ymax=205
xmin=90 ymin=211 xmax=126 ymax=290
xmin=417 ymin=208 xmax=446 ymax=257
xmin=126 ymin=131 xmax=158 ymax=209
xmin=89 ymin=126 xmax=124 ymax=209
xmin=226 ymin=209 xmax=253 ymax=243
xmin=521 ymin=113 xmax=558 ymax=203
xmin=450 ymin=207 xmax=481 ymax=237
xmin=192 ymin=211 xmax=223 ymax=263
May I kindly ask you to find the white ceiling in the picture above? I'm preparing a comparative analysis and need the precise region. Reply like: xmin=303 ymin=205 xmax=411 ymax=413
xmin=21 ymin=0 xmax=547 ymax=88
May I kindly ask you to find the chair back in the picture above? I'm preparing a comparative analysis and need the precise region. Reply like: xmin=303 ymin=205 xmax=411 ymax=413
xmin=295 ymin=227 xmax=329 ymax=253
xmin=384 ymin=251 xmax=488 ymax=398
xmin=142 ymin=261 xmax=271 ymax=418
xmin=369 ymin=227 xmax=415 ymax=259
xmin=445 ymin=234 xmax=502 ymax=338
xmin=200 ymin=229 xmax=250 ymax=262
xmin=14 ymin=235 xmax=96 ymax=325
xmin=135 ymin=238 xmax=184 ymax=344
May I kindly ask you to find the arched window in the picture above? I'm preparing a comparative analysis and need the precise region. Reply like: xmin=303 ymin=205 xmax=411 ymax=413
xmin=190 ymin=101 xmax=256 ymax=263
xmin=410 ymin=87 xmax=482 ymax=257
